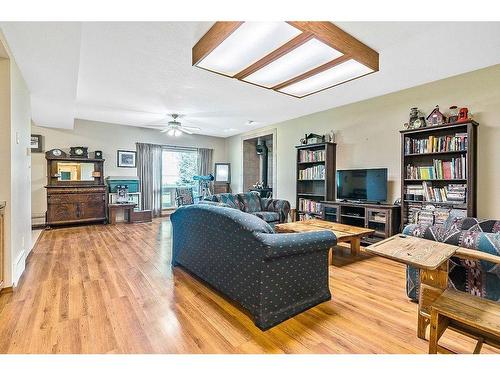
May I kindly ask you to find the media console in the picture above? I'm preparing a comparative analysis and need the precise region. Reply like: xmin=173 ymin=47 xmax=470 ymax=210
xmin=320 ymin=200 xmax=401 ymax=244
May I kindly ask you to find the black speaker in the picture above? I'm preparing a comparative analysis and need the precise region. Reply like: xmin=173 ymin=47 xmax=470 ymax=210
xmin=94 ymin=150 xmax=103 ymax=159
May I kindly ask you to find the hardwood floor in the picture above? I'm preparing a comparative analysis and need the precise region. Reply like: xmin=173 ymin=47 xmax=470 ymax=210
xmin=0 ymin=218 xmax=497 ymax=354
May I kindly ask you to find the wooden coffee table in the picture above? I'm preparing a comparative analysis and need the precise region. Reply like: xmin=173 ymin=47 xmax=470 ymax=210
xmin=365 ymin=234 xmax=459 ymax=339
xmin=275 ymin=219 xmax=375 ymax=258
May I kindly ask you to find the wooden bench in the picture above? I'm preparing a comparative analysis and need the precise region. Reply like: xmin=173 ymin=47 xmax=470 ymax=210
xmin=428 ymin=248 xmax=500 ymax=354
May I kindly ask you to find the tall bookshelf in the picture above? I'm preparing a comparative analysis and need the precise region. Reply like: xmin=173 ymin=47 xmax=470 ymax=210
xmin=400 ymin=120 xmax=478 ymax=229
xmin=296 ymin=142 xmax=336 ymax=221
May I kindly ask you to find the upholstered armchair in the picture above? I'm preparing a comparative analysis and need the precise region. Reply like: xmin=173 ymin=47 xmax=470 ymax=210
xmin=403 ymin=217 xmax=500 ymax=302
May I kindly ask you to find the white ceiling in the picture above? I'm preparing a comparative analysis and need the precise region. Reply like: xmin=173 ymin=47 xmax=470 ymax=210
xmin=1 ymin=22 xmax=500 ymax=137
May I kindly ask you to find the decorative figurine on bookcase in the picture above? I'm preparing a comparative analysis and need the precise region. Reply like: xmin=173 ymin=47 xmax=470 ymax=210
xmin=448 ymin=106 xmax=459 ymax=123
xmin=304 ymin=133 xmax=324 ymax=145
xmin=426 ymin=105 xmax=447 ymax=126
xmin=407 ymin=107 xmax=426 ymax=129
xmin=323 ymin=130 xmax=336 ymax=143
xmin=457 ymin=107 xmax=469 ymax=122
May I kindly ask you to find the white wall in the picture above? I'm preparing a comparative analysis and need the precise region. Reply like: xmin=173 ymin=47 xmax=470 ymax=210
xmin=226 ymin=64 xmax=500 ymax=219
xmin=31 ymin=119 xmax=227 ymax=221
xmin=10 ymin=59 xmax=32 ymax=283
xmin=0 ymin=32 xmax=32 ymax=287
xmin=0 ymin=57 xmax=12 ymax=287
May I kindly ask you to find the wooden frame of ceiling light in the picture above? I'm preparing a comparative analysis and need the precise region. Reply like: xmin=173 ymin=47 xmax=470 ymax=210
xmin=192 ymin=21 xmax=379 ymax=98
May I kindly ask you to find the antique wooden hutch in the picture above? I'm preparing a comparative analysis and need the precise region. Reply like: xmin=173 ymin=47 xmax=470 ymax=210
xmin=45 ymin=152 xmax=106 ymax=227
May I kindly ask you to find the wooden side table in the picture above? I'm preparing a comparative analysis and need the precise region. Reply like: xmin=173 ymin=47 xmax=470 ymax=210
xmin=429 ymin=289 xmax=500 ymax=354
xmin=108 ymin=203 xmax=137 ymax=224
xmin=365 ymin=235 xmax=458 ymax=339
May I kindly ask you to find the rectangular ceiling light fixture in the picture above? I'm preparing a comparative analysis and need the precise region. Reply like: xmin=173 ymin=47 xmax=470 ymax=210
xmin=243 ymin=38 xmax=343 ymax=88
xmin=195 ymin=22 xmax=301 ymax=77
xmin=279 ymin=59 xmax=374 ymax=97
xmin=193 ymin=21 xmax=379 ymax=98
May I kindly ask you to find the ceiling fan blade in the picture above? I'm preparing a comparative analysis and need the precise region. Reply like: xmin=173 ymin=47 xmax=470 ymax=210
xmin=179 ymin=127 xmax=193 ymax=135
xmin=147 ymin=123 xmax=171 ymax=127
xmin=160 ymin=128 xmax=171 ymax=133
xmin=182 ymin=125 xmax=201 ymax=131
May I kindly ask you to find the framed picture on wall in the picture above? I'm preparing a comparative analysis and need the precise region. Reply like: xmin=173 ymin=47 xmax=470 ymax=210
xmin=215 ymin=163 xmax=231 ymax=183
xmin=117 ymin=150 xmax=137 ymax=168
xmin=30 ymin=134 xmax=43 ymax=153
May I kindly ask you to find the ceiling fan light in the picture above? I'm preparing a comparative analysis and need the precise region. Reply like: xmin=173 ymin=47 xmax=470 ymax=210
xmin=167 ymin=128 xmax=175 ymax=136
xmin=279 ymin=59 xmax=373 ymax=97
xmin=174 ymin=129 xmax=182 ymax=136
xmin=243 ymin=38 xmax=343 ymax=88
xmin=197 ymin=22 xmax=301 ymax=76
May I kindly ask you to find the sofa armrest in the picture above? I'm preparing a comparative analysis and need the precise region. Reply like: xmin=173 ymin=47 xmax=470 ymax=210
xmin=261 ymin=198 xmax=291 ymax=223
xmin=256 ymin=231 xmax=337 ymax=260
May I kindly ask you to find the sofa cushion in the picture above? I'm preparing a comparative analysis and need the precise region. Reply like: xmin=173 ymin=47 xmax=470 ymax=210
xmin=238 ymin=192 xmax=262 ymax=213
xmin=252 ymin=211 xmax=280 ymax=223
xmin=214 ymin=193 xmax=241 ymax=209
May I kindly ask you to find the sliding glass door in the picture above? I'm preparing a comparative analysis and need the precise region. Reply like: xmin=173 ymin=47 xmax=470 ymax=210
xmin=161 ymin=148 xmax=198 ymax=209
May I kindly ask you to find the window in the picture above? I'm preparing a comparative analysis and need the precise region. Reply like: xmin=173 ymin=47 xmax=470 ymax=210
xmin=161 ymin=148 xmax=198 ymax=209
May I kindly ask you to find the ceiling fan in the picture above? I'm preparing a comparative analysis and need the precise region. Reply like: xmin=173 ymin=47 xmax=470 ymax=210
xmin=147 ymin=114 xmax=201 ymax=136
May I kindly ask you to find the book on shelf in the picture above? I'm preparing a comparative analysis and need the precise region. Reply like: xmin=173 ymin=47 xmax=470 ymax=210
xmin=406 ymin=182 xmax=466 ymax=204
xmin=405 ymin=155 xmax=466 ymax=180
xmin=404 ymin=133 xmax=468 ymax=155
xmin=298 ymin=165 xmax=325 ymax=180
xmin=298 ymin=149 xmax=325 ymax=162
xmin=298 ymin=198 xmax=322 ymax=215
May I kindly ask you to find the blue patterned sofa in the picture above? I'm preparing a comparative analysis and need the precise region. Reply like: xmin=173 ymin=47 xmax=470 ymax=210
xmin=201 ymin=191 xmax=290 ymax=224
xmin=404 ymin=217 xmax=500 ymax=302
xmin=171 ymin=204 xmax=336 ymax=330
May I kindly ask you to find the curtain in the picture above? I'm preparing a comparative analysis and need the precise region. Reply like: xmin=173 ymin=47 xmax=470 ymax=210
xmin=197 ymin=148 xmax=213 ymax=196
xmin=136 ymin=143 xmax=163 ymax=217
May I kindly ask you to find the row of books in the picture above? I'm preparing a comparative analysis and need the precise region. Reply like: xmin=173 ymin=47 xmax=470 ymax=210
xmin=298 ymin=165 xmax=325 ymax=180
xmin=406 ymin=182 xmax=467 ymax=203
xmin=298 ymin=213 xmax=318 ymax=221
xmin=404 ymin=133 xmax=467 ymax=155
xmin=298 ymin=149 xmax=325 ymax=162
xmin=298 ymin=198 xmax=323 ymax=214
xmin=406 ymin=203 xmax=465 ymax=226
xmin=405 ymin=156 xmax=466 ymax=180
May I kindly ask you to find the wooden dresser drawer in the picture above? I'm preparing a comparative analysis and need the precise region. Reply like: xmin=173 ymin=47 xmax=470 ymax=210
xmin=48 ymin=193 xmax=105 ymax=204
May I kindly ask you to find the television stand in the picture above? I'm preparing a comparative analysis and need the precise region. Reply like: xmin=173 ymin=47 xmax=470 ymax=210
xmin=320 ymin=200 xmax=401 ymax=245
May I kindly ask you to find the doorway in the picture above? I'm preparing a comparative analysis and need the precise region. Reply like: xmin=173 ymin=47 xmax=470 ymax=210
xmin=242 ymin=133 xmax=274 ymax=196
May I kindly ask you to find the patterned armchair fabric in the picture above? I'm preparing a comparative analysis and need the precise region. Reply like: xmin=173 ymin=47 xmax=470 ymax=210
xmin=403 ymin=217 xmax=500 ymax=302
xmin=215 ymin=193 xmax=241 ymax=209
xmin=237 ymin=192 xmax=262 ymax=213
xmin=175 ymin=187 xmax=195 ymax=206
xmin=171 ymin=204 xmax=337 ymax=330
xmin=202 ymin=191 xmax=291 ymax=224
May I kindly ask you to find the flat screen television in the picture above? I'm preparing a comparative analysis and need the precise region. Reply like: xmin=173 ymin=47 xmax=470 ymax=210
xmin=337 ymin=168 xmax=388 ymax=203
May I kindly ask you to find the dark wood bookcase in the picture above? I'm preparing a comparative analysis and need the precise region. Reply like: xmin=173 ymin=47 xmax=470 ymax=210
xmin=400 ymin=120 xmax=478 ymax=229
xmin=295 ymin=142 xmax=336 ymax=221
